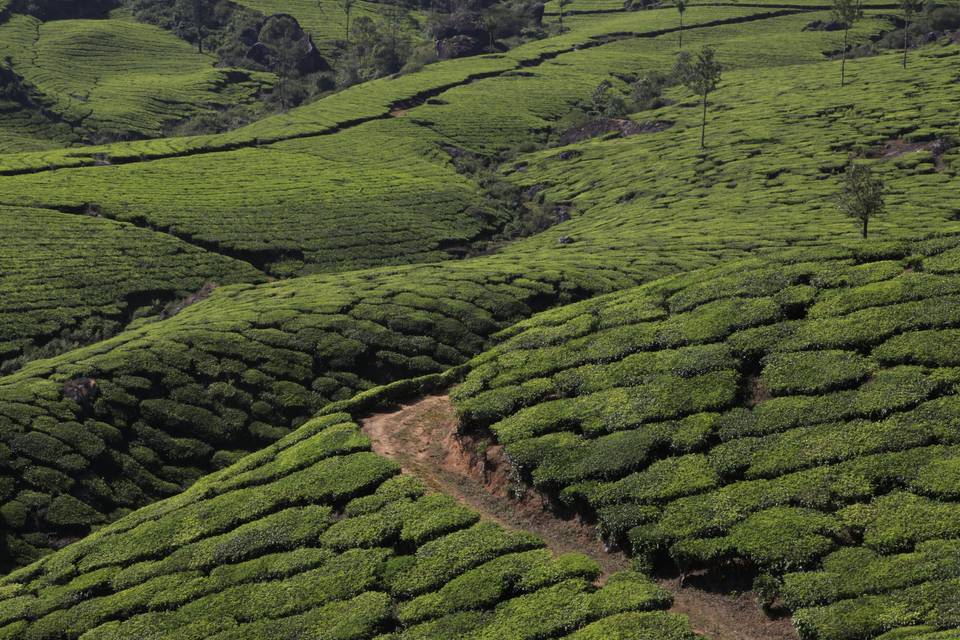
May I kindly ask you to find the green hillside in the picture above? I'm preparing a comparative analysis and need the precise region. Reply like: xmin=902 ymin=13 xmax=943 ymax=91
xmin=0 ymin=412 xmax=698 ymax=640
xmin=454 ymin=236 xmax=960 ymax=639
xmin=0 ymin=255 xmax=636 ymax=568
xmin=0 ymin=204 xmax=266 ymax=370
xmin=2 ymin=0 xmax=960 ymax=637
xmin=0 ymin=13 xmax=272 ymax=141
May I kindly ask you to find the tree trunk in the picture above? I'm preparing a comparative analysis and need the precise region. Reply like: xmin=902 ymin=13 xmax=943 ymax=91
xmin=194 ymin=2 xmax=203 ymax=54
xmin=700 ymin=93 xmax=707 ymax=148
xmin=903 ymin=19 xmax=909 ymax=69
xmin=841 ymin=28 xmax=848 ymax=86
xmin=679 ymin=13 xmax=683 ymax=49
xmin=862 ymin=216 xmax=868 ymax=239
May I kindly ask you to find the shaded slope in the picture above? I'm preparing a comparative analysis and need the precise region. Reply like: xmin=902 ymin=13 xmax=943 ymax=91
xmin=453 ymin=233 xmax=960 ymax=639
xmin=0 ymin=204 xmax=266 ymax=368
xmin=0 ymin=257 xmax=633 ymax=570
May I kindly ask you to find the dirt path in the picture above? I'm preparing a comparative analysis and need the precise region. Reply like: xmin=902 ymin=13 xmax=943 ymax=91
xmin=360 ymin=395 xmax=797 ymax=640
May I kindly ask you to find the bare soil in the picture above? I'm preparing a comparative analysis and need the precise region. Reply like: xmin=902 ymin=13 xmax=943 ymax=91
xmin=867 ymin=136 xmax=954 ymax=171
xmin=558 ymin=117 xmax=673 ymax=146
xmin=360 ymin=394 xmax=797 ymax=640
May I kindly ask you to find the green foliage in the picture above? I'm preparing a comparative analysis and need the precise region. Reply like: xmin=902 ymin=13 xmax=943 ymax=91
xmin=0 ymin=414 xmax=692 ymax=639
xmin=837 ymin=163 xmax=885 ymax=238
xmin=760 ymin=350 xmax=873 ymax=395
xmin=455 ymin=239 xmax=960 ymax=638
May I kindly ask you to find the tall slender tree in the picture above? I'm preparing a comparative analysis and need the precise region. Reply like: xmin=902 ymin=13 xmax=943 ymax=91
xmin=558 ymin=0 xmax=572 ymax=31
xmin=176 ymin=0 xmax=208 ymax=53
xmin=900 ymin=0 xmax=921 ymax=68
xmin=837 ymin=162 xmax=885 ymax=239
xmin=831 ymin=0 xmax=862 ymax=87
xmin=674 ymin=46 xmax=722 ymax=149
xmin=676 ymin=0 xmax=687 ymax=50
xmin=342 ymin=0 xmax=356 ymax=40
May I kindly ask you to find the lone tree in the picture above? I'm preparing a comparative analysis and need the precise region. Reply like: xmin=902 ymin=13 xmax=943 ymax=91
xmin=837 ymin=162 xmax=885 ymax=238
xmin=342 ymin=0 xmax=356 ymax=40
xmin=900 ymin=0 xmax=922 ymax=68
xmin=831 ymin=0 xmax=862 ymax=86
xmin=259 ymin=15 xmax=308 ymax=110
xmin=674 ymin=46 xmax=722 ymax=149
xmin=676 ymin=0 xmax=687 ymax=49
xmin=176 ymin=0 xmax=209 ymax=53
xmin=558 ymin=0 xmax=572 ymax=31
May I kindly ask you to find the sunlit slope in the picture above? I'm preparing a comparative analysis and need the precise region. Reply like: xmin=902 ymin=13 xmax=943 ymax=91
xmin=0 ymin=8 xmax=892 ymax=280
xmin=493 ymin=44 xmax=960 ymax=278
xmin=0 ymin=256 xmax=635 ymax=569
xmin=410 ymin=8 xmax=886 ymax=152
xmin=0 ymin=14 xmax=272 ymax=140
xmin=0 ymin=119 xmax=497 ymax=277
xmin=0 ymin=5 xmax=767 ymax=174
xmin=0 ymin=205 xmax=266 ymax=366
xmin=454 ymin=234 xmax=960 ymax=640
xmin=0 ymin=412 xmax=700 ymax=640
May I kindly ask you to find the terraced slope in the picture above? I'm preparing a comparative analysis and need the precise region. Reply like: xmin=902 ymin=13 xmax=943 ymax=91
xmin=0 ymin=5 xmax=865 ymax=356
xmin=2 ymin=6 xmax=959 ymax=571
xmin=0 ymin=256 xmax=637 ymax=569
xmin=0 ymin=412 xmax=700 ymax=640
xmin=0 ymin=120 xmax=502 ymax=276
xmin=453 ymin=234 xmax=960 ymax=639
xmin=0 ymin=204 xmax=266 ymax=368
xmin=0 ymin=13 xmax=272 ymax=140
xmin=496 ymin=44 xmax=960 ymax=267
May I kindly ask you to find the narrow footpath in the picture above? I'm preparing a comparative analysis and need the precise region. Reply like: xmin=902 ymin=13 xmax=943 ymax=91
xmin=360 ymin=394 xmax=797 ymax=640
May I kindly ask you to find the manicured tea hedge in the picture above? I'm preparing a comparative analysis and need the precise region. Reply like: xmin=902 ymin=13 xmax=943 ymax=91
xmin=454 ymin=236 xmax=960 ymax=639
xmin=0 ymin=412 xmax=700 ymax=640
xmin=0 ymin=256 xmax=633 ymax=570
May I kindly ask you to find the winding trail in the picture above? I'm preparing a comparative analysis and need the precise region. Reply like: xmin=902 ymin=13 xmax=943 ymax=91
xmin=360 ymin=394 xmax=797 ymax=640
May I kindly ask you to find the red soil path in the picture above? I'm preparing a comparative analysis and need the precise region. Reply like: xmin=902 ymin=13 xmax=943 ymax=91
xmin=360 ymin=394 xmax=797 ymax=640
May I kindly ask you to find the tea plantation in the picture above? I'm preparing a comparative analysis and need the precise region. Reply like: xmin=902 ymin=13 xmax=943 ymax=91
xmin=0 ymin=255 xmax=640 ymax=568
xmin=0 ymin=412 xmax=700 ymax=640
xmin=454 ymin=235 xmax=960 ymax=639
xmin=0 ymin=204 xmax=266 ymax=367
xmin=0 ymin=13 xmax=272 ymax=141
xmin=2 ymin=0 xmax=960 ymax=637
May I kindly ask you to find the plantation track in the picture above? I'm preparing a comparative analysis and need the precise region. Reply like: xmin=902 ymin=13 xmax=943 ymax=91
xmin=360 ymin=394 xmax=797 ymax=640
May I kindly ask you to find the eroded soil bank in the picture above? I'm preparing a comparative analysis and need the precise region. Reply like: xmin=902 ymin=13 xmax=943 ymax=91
xmin=360 ymin=394 xmax=796 ymax=640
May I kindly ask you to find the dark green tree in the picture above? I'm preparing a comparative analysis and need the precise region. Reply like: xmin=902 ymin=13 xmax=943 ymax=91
xmin=831 ymin=0 xmax=862 ymax=86
xmin=900 ymin=0 xmax=922 ymax=68
xmin=674 ymin=46 xmax=722 ymax=149
xmin=676 ymin=0 xmax=687 ymax=49
xmin=837 ymin=162 xmax=885 ymax=238
xmin=175 ymin=0 xmax=209 ymax=53
xmin=259 ymin=15 xmax=307 ymax=109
